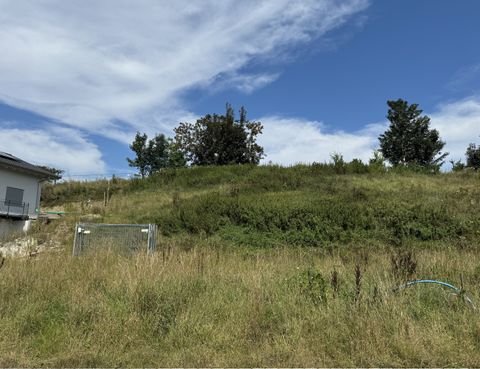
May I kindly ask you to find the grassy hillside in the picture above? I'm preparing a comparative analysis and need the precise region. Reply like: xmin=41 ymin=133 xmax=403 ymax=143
xmin=43 ymin=164 xmax=480 ymax=249
xmin=1 ymin=164 xmax=480 ymax=366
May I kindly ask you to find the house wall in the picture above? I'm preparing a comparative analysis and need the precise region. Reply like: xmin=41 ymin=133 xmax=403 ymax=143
xmin=0 ymin=167 xmax=41 ymax=217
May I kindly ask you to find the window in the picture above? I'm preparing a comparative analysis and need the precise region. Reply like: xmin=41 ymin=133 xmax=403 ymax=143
xmin=5 ymin=187 xmax=24 ymax=206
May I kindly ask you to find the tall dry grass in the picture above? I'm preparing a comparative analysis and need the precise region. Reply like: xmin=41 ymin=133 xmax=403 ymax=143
xmin=1 ymin=240 xmax=479 ymax=367
xmin=12 ymin=166 xmax=480 ymax=366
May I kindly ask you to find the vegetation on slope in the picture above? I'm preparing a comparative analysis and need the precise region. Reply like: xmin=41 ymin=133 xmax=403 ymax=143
xmin=43 ymin=164 xmax=480 ymax=249
xmin=1 ymin=164 xmax=475 ymax=366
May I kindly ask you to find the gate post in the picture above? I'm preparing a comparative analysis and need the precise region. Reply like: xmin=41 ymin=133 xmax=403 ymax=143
xmin=72 ymin=223 xmax=84 ymax=256
xmin=147 ymin=224 xmax=157 ymax=254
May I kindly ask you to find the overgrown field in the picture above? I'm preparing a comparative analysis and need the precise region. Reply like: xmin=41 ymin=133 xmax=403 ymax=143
xmin=1 ymin=245 xmax=479 ymax=366
xmin=1 ymin=165 xmax=480 ymax=366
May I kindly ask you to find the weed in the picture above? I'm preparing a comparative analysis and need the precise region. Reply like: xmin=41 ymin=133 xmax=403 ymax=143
xmin=331 ymin=269 xmax=340 ymax=298
xmin=354 ymin=264 xmax=362 ymax=303
xmin=391 ymin=250 xmax=417 ymax=282
xmin=291 ymin=268 xmax=328 ymax=306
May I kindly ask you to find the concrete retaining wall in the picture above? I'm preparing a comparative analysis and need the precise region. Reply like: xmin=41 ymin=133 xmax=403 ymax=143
xmin=0 ymin=218 xmax=31 ymax=239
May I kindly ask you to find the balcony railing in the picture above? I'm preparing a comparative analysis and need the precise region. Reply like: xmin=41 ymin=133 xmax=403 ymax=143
xmin=0 ymin=200 xmax=30 ymax=219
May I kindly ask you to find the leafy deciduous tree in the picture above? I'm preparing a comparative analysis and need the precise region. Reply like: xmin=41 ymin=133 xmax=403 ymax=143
xmin=166 ymin=139 xmax=187 ymax=168
xmin=466 ymin=143 xmax=480 ymax=169
xmin=127 ymin=132 xmax=185 ymax=177
xmin=147 ymin=133 xmax=169 ymax=173
xmin=174 ymin=104 xmax=264 ymax=166
xmin=127 ymin=132 xmax=149 ymax=178
xmin=449 ymin=159 xmax=465 ymax=172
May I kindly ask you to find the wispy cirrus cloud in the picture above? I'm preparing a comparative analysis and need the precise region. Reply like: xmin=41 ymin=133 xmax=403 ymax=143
xmin=446 ymin=63 xmax=480 ymax=94
xmin=0 ymin=0 xmax=370 ymax=141
xmin=3 ymin=1 xmax=477 ymax=174
xmin=211 ymin=72 xmax=281 ymax=95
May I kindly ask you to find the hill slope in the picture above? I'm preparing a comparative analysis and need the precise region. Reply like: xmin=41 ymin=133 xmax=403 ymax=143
xmin=44 ymin=164 xmax=480 ymax=249
xmin=1 ymin=165 xmax=479 ymax=366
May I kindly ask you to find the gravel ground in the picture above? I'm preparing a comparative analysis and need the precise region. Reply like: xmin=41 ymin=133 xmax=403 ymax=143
xmin=0 ymin=237 xmax=60 ymax=258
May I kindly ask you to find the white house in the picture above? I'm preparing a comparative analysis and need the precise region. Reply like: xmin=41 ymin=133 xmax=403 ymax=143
xmin=0 ymin=151 xmax=54 ymax=228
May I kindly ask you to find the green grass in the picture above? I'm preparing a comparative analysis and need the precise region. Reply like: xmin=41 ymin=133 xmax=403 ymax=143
xmin=1 ymin=244 xmax=479 ymax=366
xmin=1 ymin=164 xmax=478 ymax=366
xmin=89 ymin=166 xmax=480 ymax=249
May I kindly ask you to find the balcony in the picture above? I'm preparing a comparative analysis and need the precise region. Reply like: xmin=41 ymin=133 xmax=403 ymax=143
xmin=0 ymin=200 xmax=30 ymax=220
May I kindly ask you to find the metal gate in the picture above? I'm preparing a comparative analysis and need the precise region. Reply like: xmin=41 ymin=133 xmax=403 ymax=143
xmin=73 ymin=223 xmax=157 ymax=256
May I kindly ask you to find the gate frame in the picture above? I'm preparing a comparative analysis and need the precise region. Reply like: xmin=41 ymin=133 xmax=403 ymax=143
xmin=73 ymin=223 xmax=157 ymax=256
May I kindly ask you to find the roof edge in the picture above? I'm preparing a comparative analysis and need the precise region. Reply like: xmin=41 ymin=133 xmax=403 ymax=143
xmin=0 ymin=155 xmax=58 ymax=179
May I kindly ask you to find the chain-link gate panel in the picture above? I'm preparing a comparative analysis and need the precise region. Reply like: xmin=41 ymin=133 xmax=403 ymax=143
xmin=73 ymin=223 xmax=157 ymax=255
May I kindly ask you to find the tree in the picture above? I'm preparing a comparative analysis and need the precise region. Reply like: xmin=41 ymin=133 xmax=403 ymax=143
xmin=127 ymin=132 xmax=149 ymax=178
xmin=368 ymin=150 xmax=386 ymax=172
xmin=378 ymin=99 xmax=448 ymax=168
xmin=174 ymin=103 xmax=264 ymax=166
xmin=38 ymin=166 xmax=64 ymax=184
xmin=146 ymin=133 xmax=169 ymax=173
xmin=127 ymin=132 xmax=185 ymax=177
xmin=449 ymin=159 xmax=465 ymax=172
xmin=166 ymin=139 xmax=187 ymax=168
xmin=466 ymin=143 xmax=480 ymax=169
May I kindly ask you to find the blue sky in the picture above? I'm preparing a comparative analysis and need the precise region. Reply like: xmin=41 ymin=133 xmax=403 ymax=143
xmin=1 ymin=0 xmax=479 ymax=178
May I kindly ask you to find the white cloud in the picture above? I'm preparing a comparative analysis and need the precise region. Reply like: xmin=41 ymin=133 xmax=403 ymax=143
xmin=447 ymin=63 xmax=480 ymax=93
xmin=0 ymin=125 xmax=106 ymax=175
xmin=258 ymin=97 xmax=480 ymax=167
xmin=430 ymin=97 xmax=480 ymax=162
xmin=259 ymin=116 xmax=379 ymax=165
xmin=0 ymin=0 xmax=370 ymax=140
xmin=212 ymin=72 xmax=281 ymax=94
xmin=3 ymin=1 xmax=476 ymax=173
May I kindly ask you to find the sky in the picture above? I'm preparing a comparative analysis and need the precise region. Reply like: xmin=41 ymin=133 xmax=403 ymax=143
xmin=1 ymin=0 xmax=480 ymax=178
